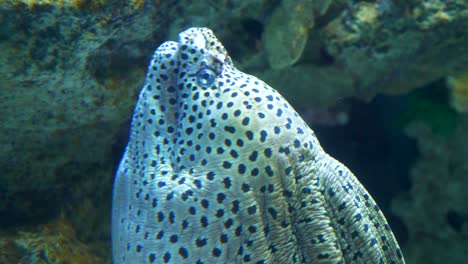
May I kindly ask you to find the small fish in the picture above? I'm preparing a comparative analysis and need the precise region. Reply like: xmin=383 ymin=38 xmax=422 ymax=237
xmin=112 ymin=27 xmax=405 ymax=264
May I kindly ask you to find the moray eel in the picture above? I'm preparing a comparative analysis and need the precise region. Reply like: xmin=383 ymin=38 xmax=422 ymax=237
xmin=112 ymin=27 xmax=405 ymax=264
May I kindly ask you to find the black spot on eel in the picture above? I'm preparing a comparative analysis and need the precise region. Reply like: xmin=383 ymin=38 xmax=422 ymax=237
xmin=111 ymin=27 xmax=405 ymax=264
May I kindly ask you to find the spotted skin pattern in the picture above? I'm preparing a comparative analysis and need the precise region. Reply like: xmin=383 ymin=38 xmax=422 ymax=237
xmin=111 ymin=28 xmax=405 ymax=264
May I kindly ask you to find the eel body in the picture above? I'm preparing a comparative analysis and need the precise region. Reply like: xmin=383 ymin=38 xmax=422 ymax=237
xmin=111 ymin=27 xmax=405 ymax=264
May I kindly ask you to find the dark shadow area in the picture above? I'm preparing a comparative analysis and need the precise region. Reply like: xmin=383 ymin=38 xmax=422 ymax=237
xmin=312 ymin=94 xmax=419 ymax=246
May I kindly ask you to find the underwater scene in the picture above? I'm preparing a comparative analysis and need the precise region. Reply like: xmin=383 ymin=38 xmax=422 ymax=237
xmin=1 ymin=0 xmax=467 ymax=263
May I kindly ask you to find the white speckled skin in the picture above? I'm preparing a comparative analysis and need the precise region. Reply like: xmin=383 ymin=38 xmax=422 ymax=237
xmin=112 ymin=28 xmax=405 ymax=264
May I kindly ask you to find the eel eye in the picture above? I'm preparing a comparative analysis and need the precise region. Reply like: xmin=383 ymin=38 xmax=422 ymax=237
xmin=196 ymin=68 xmax=217 ymax=87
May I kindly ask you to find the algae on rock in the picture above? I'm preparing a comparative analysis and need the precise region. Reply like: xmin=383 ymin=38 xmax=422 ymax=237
xmin=0 ymin=218 xmax=104 ymax=263
xmin=263 ymin=0 xmax=334 ymax=69
xmin=253 ymin=0 xmax=468 ymax=108
xmin=0 ymin=0 xmax=162 ymax=243
xmin=447 ymin=73 xmax=468 ymax=113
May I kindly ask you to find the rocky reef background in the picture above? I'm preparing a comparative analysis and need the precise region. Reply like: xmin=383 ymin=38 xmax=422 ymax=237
xmin=0 ymin=0 xmax=467 ymax=263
